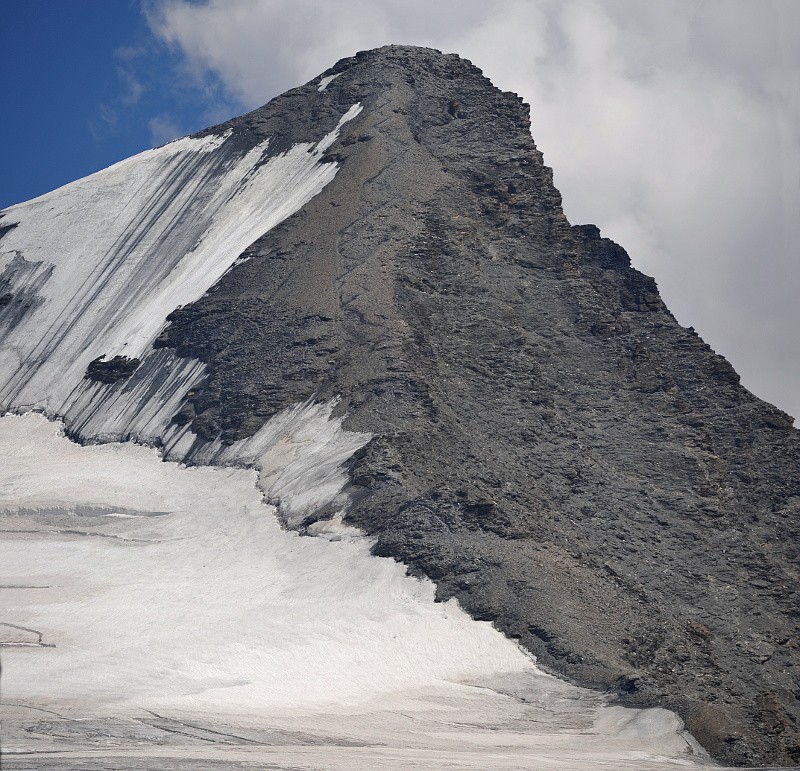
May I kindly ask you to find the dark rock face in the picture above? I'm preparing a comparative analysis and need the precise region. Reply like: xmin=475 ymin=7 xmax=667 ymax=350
xmin=155 ymin=46 xmax=799 ymax=767
xmin=85 ymin=355 xmax=141 ymax=384
xmin=0 ymin=254 xmax=54 ymax=340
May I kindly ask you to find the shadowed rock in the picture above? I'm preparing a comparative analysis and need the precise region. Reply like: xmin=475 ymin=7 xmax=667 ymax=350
xmin=86 ymin=355 xmax=141 ymax=384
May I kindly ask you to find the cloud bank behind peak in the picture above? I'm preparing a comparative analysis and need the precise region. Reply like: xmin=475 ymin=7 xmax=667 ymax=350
xmin=146 ymin=0 xmax=800 ymax=422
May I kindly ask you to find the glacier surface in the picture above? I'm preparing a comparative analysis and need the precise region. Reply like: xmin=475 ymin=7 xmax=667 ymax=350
xmin=1 ymin=413 xmax=714 ymax=769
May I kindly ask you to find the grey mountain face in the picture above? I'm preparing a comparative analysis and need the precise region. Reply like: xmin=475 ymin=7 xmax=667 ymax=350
xmin=153 ymin=46 xmax=800 ymax=767
xmin=21 ymin=46 xmax=800 ymax=766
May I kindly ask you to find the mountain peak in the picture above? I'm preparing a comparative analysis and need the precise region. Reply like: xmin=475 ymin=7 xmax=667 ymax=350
xmin=329 ymin=43 xmax=488 ymax=77
xmin=163 ymin=52 xmax=798 ymax=767
xmin=1 ymin=47 xmax=798 ymax=767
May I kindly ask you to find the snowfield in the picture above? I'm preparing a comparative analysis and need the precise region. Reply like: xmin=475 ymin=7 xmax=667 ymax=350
xmin=0 ymin=104 xmax=361 ymax=445
xmin=1 ymin=413 xmax=714 ymax=769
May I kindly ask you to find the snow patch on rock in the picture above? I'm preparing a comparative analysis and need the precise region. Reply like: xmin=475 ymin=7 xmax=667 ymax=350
xmin=164 ymin=399 xmax=370 ymax=528
xmin=318 ymin=73 xmax=342 ymax=91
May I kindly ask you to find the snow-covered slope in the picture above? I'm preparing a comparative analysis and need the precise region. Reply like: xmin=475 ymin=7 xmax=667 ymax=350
xmin=0 ymin=413 xmax=531 ymax=709
xmin=1 ymin=413 xmax=711 ymax=769
xmin=0 ymin=104 xmax=361 ymax=445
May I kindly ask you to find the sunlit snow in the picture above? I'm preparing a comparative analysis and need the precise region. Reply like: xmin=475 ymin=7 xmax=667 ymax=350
xmin=0 ymin=104 xmax=361 ymax=444
xmin=0 ymin=413 xmax=712 ymax=769
xmin=163 ymin=399 xmax=371 ymax=528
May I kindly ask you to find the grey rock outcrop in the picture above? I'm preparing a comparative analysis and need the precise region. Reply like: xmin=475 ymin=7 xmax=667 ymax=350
xmin=155 ymin=46 xmax=799 ymax=766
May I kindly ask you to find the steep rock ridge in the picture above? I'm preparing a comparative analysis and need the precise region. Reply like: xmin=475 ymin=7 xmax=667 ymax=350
xmin=154 ymin=46 xmax=799 ymax=767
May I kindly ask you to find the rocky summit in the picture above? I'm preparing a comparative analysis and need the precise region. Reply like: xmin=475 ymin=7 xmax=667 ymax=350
xmin=155 ymin=46 xmax=800 ymax=767
xmin=2 ymin=45 xmax=798 ymax=768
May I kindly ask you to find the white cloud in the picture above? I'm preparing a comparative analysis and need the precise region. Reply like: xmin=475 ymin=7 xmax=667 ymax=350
xmin=146 ymin=0 xmax=495 ymax=105
xmin=114 ymin=46 xmax=147 ymax=106
xmin=146 ymin=0 xmax=800 ymax=420
xmin=148 ymin=113 xmax=182 ymax=146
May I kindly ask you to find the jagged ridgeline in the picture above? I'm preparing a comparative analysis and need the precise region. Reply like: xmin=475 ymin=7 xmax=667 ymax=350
xmin=1 ymin=46 xmax=798 ymax=767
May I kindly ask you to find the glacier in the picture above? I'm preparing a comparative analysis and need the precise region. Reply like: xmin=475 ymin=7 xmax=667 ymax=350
xmin=0 ymin=99 xmax=721 ymax=768
xmin=2 ymin=413 xmax=712 ymax=769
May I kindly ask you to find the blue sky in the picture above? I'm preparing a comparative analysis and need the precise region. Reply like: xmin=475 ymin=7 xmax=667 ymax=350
xmin=1 ymin=1 xmax=231 ymax=209
xmin=2 ymin=0 xmax=799 ymax=421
